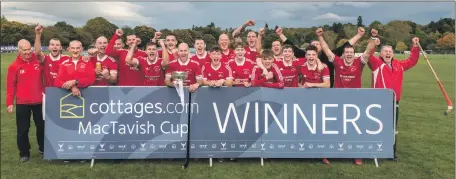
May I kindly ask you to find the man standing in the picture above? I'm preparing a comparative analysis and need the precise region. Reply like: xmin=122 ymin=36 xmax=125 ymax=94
xmin=232 ymin=20 xmax=258 ymax=60
xmin=165 ymin=43 xmax=202 ymax=93
xmin=202 ymin=46 xmax=234 ymax=87
xmin=6 ymin=39 xmax=45 ymax=163
xmin=318 ymin=28 xmax=379 ymax=165
xmin=368 ymin=37 xmax=421 ymax=160
xmin=218 ymin=34 xmax=236 ymax=63
xmin=106 ymin=29 xmax=146 ymax=86
xmin=89 ymin=36 xmax=118 ymax=86
xmin=226 ymin=42 xmax=256 ymax=87
xmin=54 ymin=40 xmax=96 ymax=96
xmin=152 ymin=32 xmax=178 ymax=61
xmin=191 ymin=38 xmax=212 ymax=67
xmin=125 ymin=40 xmax=169 ymax=86
xmin=276 ymin=27 xmax=365 ymax=88
xmin=299 ymin=45 xmax=330 ymax=88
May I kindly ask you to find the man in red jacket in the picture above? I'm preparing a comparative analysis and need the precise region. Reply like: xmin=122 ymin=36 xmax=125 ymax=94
xmin=368 ymin=37 xmax=421 ymax=160
xmin=54 ymin=40 xmax=96 ymax=96
xmin=6 ymin=39 xmax=45 ymax=163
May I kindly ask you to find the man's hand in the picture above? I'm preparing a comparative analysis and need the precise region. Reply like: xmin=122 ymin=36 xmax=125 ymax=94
xmin=315 ymin=28 xmax=323 ymax=36
xmin=154 ymin=32 xmax=162 ymax=39
xmin=245 ymin=20 xmax=256 ymax=26
xmin=62 ymin=80 xmax=76 ymax=89
xmin=158 ymin=39 xmax=165 ymax=47
xmin=71 ymin=86 xmax=81 ymax=97
xmin=302 ymin=82 xmax=310 ymax=88
xmin=7 ymin=105 xmax=13 ymax=114
xmin=265 ymin=72 xmax=273 ymax=80
xmin=259 ymin=28 xmax=265 ymax=36
xmin=208 ymin=80 xmax=216 ymax=87
xmin=82 ymin=56 xmax=90 ymax=62
xmin=275 ymin=27 xmax=283 ymax=36
xmin=35 ymin=25 xmax=43 ymax=35
xmin=101 ymin=69 xmax=110 ymax=79
xmin=188 ymin=83 xmax=199 ymax=93
xmin=375 ymin=38 xmax=381 ymax=46
xmin=371 ymin=29 xmax=378 ymax=37
xmin=412 ymin=37 xmax=419 ymax=46
xmin=95 ymin=68 xmax=102 ymax=75
xmin=357 ymin=27 xmax=366 ymax=36
xmin=88 ymin=48 xmax=99 ymax=55
xmin=215 ymin=80 xmax=224 ymax=87
xmin=261 ymin=68 xmax=268 ymax=76
xmin=244 ymin=82 xmax=251 ymax=88
xmin=116 ymin=29 xmax=124 ymax=37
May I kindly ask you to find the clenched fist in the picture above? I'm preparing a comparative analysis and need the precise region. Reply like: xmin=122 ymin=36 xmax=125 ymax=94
xmin=371 ymin=29 xmax=378 ymax=37
xmin=357 ymin=27 xmax=365 ymax=36
xmin=315 ymin=28 xmax=324 ymax=36
xmin=275 ymin=27 xmax=283 ymax=36
xmin=116 ymin=29 xmax=124 ymax=36
xmin=35 ymin=24 xmax=43 ymax=34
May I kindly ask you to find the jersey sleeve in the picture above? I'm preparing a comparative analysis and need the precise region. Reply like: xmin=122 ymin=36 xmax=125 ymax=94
xmin=109 ymin=59 xmax=119 ymax=75
xmin=201 ymin=65 xmax=208 ymax=80
xmin=322 ymin=66 xmax=330 ymax=80
xmin=264 ymin=64 xmax=285 ymax=89
xmin=399 ymin=46 xmax=420 ymax=71
xmin=194 ymin=63 xmax=202 ymax=80
xmin=105 ymin=33 xmax=121 ymax=58
xmin=251 ymin=67 xmax=266 ymax=87
xmin=367 ymin=52 xmax=383 ymax=71
xmin=332 ymin=55 xmax=344 ymax=67
xmin=165 ymin=63 xmax=174 ymax=78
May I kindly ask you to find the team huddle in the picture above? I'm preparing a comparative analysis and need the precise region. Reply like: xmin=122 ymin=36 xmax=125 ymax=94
xmin=6 ymin=20 xmax=422 ymax=164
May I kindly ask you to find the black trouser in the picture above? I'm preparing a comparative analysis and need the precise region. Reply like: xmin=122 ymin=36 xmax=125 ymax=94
xmin=394 ymin=101 xmax=399 ymax=158
xmin=16 ymin=104 xmax=44 ymax=157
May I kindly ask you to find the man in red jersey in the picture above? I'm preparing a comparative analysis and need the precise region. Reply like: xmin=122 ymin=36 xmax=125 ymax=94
xmin=89 ymin=36 xmax=118 ymax=86
xmin=202 ymin=46 xmax=234 ymax=87
xmin=33 ymin=25 xmax=70 ymax=120
xmin=218 ymin=33 xmax=236 ymax=63
xmin=106 ymin=29 xmax=146 ymax=86
xmin=368 ymin=37 xmax=421 ymax=160
xmin=152 ymin=32 xmax=178 ymax=61
xmin=191 ymin=38 xmax=212 ymax=67
xmin=300 ymin=45 xmax=330 ymax=88
xmin=226 ymin=42 xmax=256 ymax=87
xmin=125 ymin=39 xmax=169 ymax=86
xmin=6 ymin=39 xmax=45 ymax=163
xmin=165 ymin=43 xmax=202 ymax=93
xmin=274 ymin=44 xmax=306 ymax=87
xmin=114 ymin=38 xmax=124 ymax=50
xmin=318 ymin=28 xmax=379 ymax=165
xmin=232 ymin=19 xmax=258 ymax=60
xmin=251 ymin=50 xmax=284 ymax=89
xmin=55 ymin=40 xmax=96 ymax=96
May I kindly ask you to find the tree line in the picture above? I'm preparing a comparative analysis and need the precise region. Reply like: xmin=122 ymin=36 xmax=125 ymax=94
xmin=1 ymin=15 xmax=454 ymax=53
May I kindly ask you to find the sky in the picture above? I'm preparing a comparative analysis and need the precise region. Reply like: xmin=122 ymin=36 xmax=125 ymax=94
xmin=1 ymin=2 xmax=454 ymax=30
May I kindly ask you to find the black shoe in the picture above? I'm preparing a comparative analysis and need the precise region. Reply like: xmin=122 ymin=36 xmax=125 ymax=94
xmin=20 ymin=156 xmax=30 ymax=163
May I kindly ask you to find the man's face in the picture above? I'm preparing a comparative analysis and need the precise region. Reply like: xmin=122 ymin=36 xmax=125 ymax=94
xmin=210 ymin=51 xmax=222 ymax=66
xmin=380 ymin=46 xmax=394 ymax=64
xmin=114 ymin=39 xmax=124 ymax=50
xmin=235 ymin=47 xmax=245 ymax=58
xmin=194 ymin=40 xmax=205 ymax=54
xmin=146 ymin=45 xmax=157 ymax=59
xmin=247 ymin=32 xmax=257 ymax=47
xmin=218 ymin=34 xmax=230 ymax=50
xmin=19 ymin=43 xmax=32 ymax=59
xmin=166 ymin=35 xmax=177 ymax=49
xmin=178 ymin=44 xmax=189 ymax=60
xmin=282 ymin=48 xmax=293 ymax=59
xmin=310 ymin=41 xmax=322 ymax=52
xmin=48 ymin=39 xmax=62 ymax=57
xmin=95 ymin=37 xmax=108 ymax=54
xmin=271 ymin=41 xmax=282 ymax=56
xmin=262 ymin=56 xmax=274 ymax=68
xmin=305 ymin=50 xmax=317 ymax=65
xmin=343 ymin=47 xmax=355 ymax=64
xmin=68 ymin=42 xmax=83 ymax=58
xmin=126 ymin=35 xmax=136 ymax=47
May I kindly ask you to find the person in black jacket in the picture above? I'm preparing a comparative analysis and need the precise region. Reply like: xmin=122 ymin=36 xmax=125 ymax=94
xmin=275 ymin=27 xmax=366 ymax=88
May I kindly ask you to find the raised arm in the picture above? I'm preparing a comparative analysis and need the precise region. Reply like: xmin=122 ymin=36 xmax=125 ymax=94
xmin=276 ymin=27 xmax=306 ymax=57
xmin=232 ymin=20 xmax=255 ymax=43
xmin=361 ymin=29 xmax=380 ymax=63
xmin=251 ymin=67 xmax=266 ymax=87
xmin=399 ymin=37 xmax=421 ymax=71
xmin=159 ymin=39 xmax=170 ymax=69
xmin=255 ymin=28 xmax=268 ymax=75
xmin=106 ymin=29 xmax=123 ymax=58
xmin=34 ymin=25 xmax=45 ymax=62
xmin=125 ymin=39 xmax=140 ymax=67
xmin=333 ymin=27 xmax=366 ymax=56
xmin=316 ymin=28 xmax=336 ymax=62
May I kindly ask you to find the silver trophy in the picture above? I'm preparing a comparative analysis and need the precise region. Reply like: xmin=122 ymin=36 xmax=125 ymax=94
xmin=171 ymin=71 xmax=188 ymax=105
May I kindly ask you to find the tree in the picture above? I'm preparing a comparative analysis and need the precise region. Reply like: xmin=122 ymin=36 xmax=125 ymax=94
xmin=202 ymin=34 xmax=217 ymax=50
xmin=337 ymin=39 xmax=348 ymax=47
xmin=395 ymin=41 xmax=408 ymax=52
xmin=133 ymin=25 xmax=156 ymax=48
xmin=83 ymin=17 xmax=118 ymax=40
xmin=54 ymin=21 xmax=78 ymax=46
xmin=75 ymin=27 xmax=93 ymax=47
xmin=357 ymin=16 xmax=364 ymax=27
xmin=436 ymin=33 xmax=455 ymax=50
xmin=323 ymin=30 xmax=338 ymax=49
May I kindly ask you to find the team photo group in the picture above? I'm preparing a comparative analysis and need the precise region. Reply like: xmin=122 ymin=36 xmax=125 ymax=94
xmin=7 ymin=18 xmax=424 ymax=166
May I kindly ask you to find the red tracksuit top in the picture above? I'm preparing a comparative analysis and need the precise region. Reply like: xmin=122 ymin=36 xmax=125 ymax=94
xmin=6 ymin=53 xmax=44 ymax=107
xmin=368 ymin=46 xmax=420 ymax=101
xmin=54 ymin=57 xmax=96 ymax=88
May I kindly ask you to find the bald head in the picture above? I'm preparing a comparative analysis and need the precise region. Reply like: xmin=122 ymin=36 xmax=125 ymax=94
xmin=95 ymin=36 xmax=108 ymax=53
xmin=177 ymin=43 xmax=190 ymax=61
xmin=17 ymin=39 xmax=32 ymax=59
xmin=218 ymin=34 xmax=230 ymax=51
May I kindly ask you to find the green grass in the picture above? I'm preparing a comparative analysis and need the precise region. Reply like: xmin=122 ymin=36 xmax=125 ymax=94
xmin=1 ymin=53 xmax=454 ymax=179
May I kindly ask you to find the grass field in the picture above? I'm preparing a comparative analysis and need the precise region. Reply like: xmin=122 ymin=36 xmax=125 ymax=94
xmin=1 ymin=52 xmax=454 ymax=179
